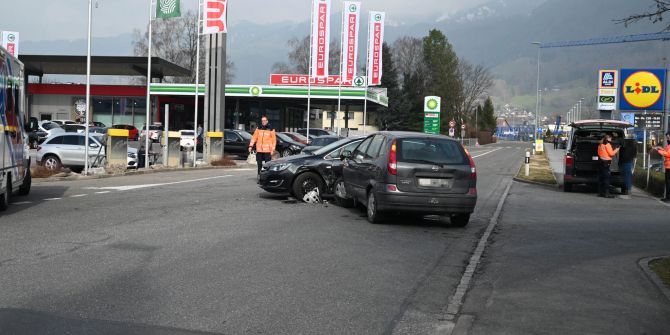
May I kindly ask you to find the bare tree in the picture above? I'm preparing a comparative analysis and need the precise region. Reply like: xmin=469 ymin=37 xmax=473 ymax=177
xmin=133 ymin=10 xmax=235 ymax=84
xmin=272 ymin=36 xmax=340 ymax=75
xmin=455 ymin=59 xmax=493 ymax=124
xmin=617 ymin=0 xmax=670 ymax=30
xmin=392 ymin=36 xmax=425 ymax=83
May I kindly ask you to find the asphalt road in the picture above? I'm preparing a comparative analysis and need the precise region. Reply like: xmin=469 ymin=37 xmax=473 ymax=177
xmin=1 ymin=142 xmax=527 ymax=335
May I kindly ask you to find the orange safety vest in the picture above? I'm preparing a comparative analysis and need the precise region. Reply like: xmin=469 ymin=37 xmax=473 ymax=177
xmin=250 ymin=128 xmax=276 ymax=153
xmin=597 ymin=142 xmax=617 ymax=161
xmin=658 ymin=144 xmax=670 ymax=170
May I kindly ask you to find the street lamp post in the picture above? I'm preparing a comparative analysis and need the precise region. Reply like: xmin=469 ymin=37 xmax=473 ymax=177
xmin=578 ymin=98 xmax=583 ymax=121
xmin=532 ymin=42 xmax=542 ymax=137
xmin=84 ymin=0 xmax=93 ymax=176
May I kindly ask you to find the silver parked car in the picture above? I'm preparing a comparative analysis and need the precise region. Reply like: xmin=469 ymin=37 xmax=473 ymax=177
xmin=38 ymin=121 xmax=65 ymax=138
xmin=37 ymin=133 xmax=136 ymax=171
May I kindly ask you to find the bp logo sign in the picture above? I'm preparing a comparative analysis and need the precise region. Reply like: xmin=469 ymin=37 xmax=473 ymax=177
xmin=250 ymin=86 xmax=262 ymax=97
xmin=424 ymin=96 xmax=441 ymax=113
xmin=620 ymin=69 xmax=666 ymax=110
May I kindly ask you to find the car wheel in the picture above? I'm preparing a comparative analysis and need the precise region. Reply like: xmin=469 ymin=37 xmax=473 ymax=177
xmin=366 ymin=190 xmax=384 ymax=224
xmin=563 ymin=182 xmax=573 ymax=192
xmin=292 ymin=172 xmax=324 ymax=202
xmin=450 ymin=213 xmax=470 ymax=227
xmin=0 ymin=175 xmax=10 ymax=211
xmin=18 ymin=168 xmax=31 ymax=196
xmin=334 ymin=178 xmax=354 ymax=208
xmin=42 ymin=155 xmax=62 ymax=172
xmin=282 ymin=149 xmax=292 ymax=157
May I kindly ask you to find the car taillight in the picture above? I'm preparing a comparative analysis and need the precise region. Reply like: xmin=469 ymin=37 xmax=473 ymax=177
xmin=565 ymin=155 xmax=574 ymax=168
xmin=388 ymin=139 xmax=397 ymax=175
xmin=467 ymin=154 xmax=476 ymax=179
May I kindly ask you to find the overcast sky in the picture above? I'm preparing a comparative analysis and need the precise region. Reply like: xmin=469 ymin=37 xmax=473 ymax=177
xmin=1 ymin=0 xmax=486 ymax=41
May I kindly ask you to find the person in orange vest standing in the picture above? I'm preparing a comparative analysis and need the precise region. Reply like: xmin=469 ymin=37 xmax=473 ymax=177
xmin=654 ymin=131 xmax=670 ymax=203
xmin=597 ymin=134 xmax=620 ymax=198
xmin=249 ymin=116 xmax=277 ymax=175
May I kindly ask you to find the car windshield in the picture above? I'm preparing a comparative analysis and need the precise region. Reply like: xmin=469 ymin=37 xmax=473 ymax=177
xmin=313 ymin=138 xmax=357 ymax=156
xmin=397 ymin=138 xmax=468 ymax=165
xmin=276 ymin=133 xmax=292 ymax=142
xmin=42 ymin=122 xmax=60 ymax=130
xmin=288 ymin=133 xmax=308 ymax=141
xmin=238 ymin=131 xmax=252 ymax=140
xmin=311 ymin=137 xmax=337 ymax=146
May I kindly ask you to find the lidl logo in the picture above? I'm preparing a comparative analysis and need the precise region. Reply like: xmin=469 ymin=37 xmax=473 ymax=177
xmin=620 ymin=69 xmax=665 ymax=110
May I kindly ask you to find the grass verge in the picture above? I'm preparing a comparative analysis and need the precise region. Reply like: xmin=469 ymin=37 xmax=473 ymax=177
xmin=650 ymin=257 xmax=670 ymax=289
xmin=515 ymin=152 xmax=557 ymax=185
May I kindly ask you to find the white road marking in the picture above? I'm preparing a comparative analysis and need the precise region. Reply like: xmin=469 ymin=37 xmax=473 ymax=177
xmin=442 ymin=178 xmax=513 ymax=330
xmin=227 ymin=168 xmax=256 ymax=172
xmin=12 ymin=201 xmax=32 ymax=205
xmin=70 ymin=194 xmax=88 ymax=198
xmin=471 ymin=147 xmax=504 ymax=158
xmin=95 ymin=191 xmax=111 ymax=194
xmin=44 ymin=198 xmax=62 ymax=201
xmin=83 ymin=175 xmax=233 ymax=192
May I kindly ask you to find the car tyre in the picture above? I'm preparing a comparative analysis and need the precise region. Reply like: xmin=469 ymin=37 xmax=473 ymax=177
xmin=333 ymin=178 xmax=354 ymax=208
xmin=563 ymin=182 xmax=573 ymax=192
xmin=0 ymin=175 xmax=10 ymax=211
xmin=366 ymin=191 xmax=385 ymax=224
xmin=282 ymin=149 xmax=292 ymax=157
xmin=42 ymin=155 xmax=62 ymax=172
xmin=292 ymin=172 xmax=324 ymax=201
xmin=450 ymin=213 xmax=470 ymax=227
xmin=18 ymin=168 xmax=31 ymax=196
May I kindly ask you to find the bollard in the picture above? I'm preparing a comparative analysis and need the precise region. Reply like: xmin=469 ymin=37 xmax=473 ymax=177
xmin=525 ymin=150 xmax=531 ymax=177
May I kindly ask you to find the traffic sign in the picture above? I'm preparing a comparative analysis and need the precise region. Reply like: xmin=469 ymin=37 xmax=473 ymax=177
xmin=449 ymin=120 xmax=456 ymax=128
xmin=448 ymin=128 xmax=455 ymax=137
xmin=461 ymin=124 xmax=466 ymax=130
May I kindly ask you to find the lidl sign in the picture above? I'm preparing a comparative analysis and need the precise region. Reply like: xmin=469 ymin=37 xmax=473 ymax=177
xmin=619 ymin=69 xmax=666 ymax=111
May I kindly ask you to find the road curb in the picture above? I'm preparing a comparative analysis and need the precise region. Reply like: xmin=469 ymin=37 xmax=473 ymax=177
xmin=638 ymin=256 xmax=670 ymax=304
xmin=33 ymin=164 xmax=255 ymax=184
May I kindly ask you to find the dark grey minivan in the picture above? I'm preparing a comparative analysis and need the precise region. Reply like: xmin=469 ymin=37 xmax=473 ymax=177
xmin=340 ymin=132 xmax=477 ymax=226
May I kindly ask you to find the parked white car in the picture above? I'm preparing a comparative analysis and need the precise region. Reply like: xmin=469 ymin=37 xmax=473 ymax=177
xmin=140 ymin=124 xmax=164 ymax=143
xmin=37 ymin=133 xmax=137 ymax=171
xmin=38 ymin=121 xmax=65 ymax=138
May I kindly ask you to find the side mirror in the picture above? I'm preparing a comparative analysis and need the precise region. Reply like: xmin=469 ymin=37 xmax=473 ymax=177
xmin=340 ymin=150 xmax=353 ymax=160
xmin=90 ymin=143 xmax=100 ymax=148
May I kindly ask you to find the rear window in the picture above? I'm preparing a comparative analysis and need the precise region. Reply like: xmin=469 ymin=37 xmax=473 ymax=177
xmin=311 ymin=137 xmax=337 ymax=146
xmin=238 ymin=131 xmax=252 ymax=140
xmin=42 ymin=122 xmax=60 ymax=130
xmin=397 ymin=138 xmax=468 ymax=165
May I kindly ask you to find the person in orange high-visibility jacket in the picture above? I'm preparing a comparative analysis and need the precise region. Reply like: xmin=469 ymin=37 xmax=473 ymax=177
xmin=654 ymin=131 xmax=670 ymax=202
xmin=249 ymin=116 xmax=277 ymax=175
xmin=597 ymin=134 xmax=620 ymax=198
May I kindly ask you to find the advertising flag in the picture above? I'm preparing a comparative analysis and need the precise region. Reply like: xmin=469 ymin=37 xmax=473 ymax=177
xmin=367 ymin=11 xmax=385 ymax=86
xmin=156 ymin=0 xmax=181 ymax=19
xmin=340 ymin=2 xmax=361 ymax=82
xmin=203 ymin=0 xmax=228 ymax=34
xmin=1 ymin=31 xmax=19 ymax=57
xmin=311 ymin=0 xmax=331 ymax=77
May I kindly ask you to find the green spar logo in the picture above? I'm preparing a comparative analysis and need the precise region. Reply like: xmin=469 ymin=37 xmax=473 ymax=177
xmin=427 ymin=99 xmax=438 ymax=110
xmin=7 ymin=34 xmax=16 ymax=42
xmin=250 ymin=87 xmax=262 ymax=97
xmin=158 ymin=0 xmax=178 ymax=15
xmin=349 ymin=4 xmax=357 ymax=12
xmin=375 ymin=14 xmax=382 ymax=21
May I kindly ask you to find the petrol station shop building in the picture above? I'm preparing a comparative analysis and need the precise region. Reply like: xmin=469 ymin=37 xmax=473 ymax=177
xmin=21 ymin=55 xmax=388 ymax=134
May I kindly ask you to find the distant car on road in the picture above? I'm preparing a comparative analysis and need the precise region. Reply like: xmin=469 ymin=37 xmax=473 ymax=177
xmin=259 ymin=137 xmax=365 ymax=200
xmin=111 ymin=124 xmax=139 ymax=141
xmin=302 ymin=135 xmax=342 ymax=154
xmin=342 ymin=132 xmax=477 ymax=226
xmin=563 ymin=120 xmax=630 ymax=193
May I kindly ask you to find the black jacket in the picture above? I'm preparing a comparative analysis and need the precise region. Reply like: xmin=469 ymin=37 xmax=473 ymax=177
xmin=619 ymin=139 xmax=637 ymax=164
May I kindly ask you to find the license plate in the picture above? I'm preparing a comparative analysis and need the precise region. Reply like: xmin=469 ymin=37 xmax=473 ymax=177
xmin=417 ymin=178 xmax=452 ymax=188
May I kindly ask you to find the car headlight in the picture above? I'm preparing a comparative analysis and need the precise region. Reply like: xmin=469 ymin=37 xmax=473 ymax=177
xmin=269 ymin=163 xmax=291 ymax=172
xmin=290 ymin=145 xmax=301 ymax=151
xmin=128 ymin=153 xmax=137 ymax=159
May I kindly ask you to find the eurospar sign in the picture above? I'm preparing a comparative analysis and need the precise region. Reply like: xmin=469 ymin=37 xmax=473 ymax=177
xmin=619 ymin=69 xmax=666 ymax=110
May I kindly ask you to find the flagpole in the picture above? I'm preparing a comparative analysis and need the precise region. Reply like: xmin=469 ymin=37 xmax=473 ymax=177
xmin=363 ymin=12 xmax=370 ymax=136
xmin=337 ymin=2 xmax=346 ymax=135
xmin=306 ymin=0 xmax=315 ymax=140
xmin=193 ymin=0 xmax=202 ymax=167
xmin=84 ymin=0 xmax=93 ymax=175
xmin=144 ymin=0 xmax=153 ymax=169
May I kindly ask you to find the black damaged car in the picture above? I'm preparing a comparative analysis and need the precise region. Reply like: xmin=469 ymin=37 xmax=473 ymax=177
xmin=259 ymin=137 xmax=364 ymax=202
